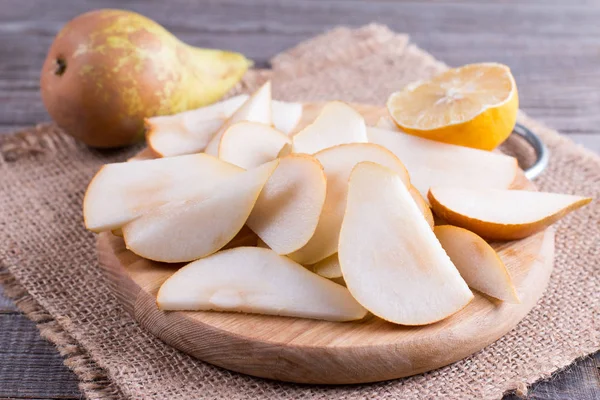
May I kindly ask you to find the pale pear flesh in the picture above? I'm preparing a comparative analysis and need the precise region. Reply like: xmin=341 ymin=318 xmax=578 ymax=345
xmin=367 ymin=126 xmax=518 ymax=198
xmin=434 ymin=225 xmax=520 ymax=303
xmin=122 ymin=161 xmax=278 ymax=262
xmin=218 ymin=122 xmax=291 ymax=169
xmin=83 ymin=153 xmax=243 ymax=232
xmin=146 ymin=95 xmax=249 ymax=157
xmin=428 ymin=187 xmax=592 ymax=240
xmin=272 ymin=100 xmax=303 ymax=135
xmin=292 ymin=101 xmax=368 ymax=154
xmin=247 ymin=154 xmax=327 ymax=255
xmin=339 ymin=162 xmax=473 ymax=325
xmin=312 ymin=253 xmax=342 ymax=279
xmin=157 ymin=247 xmax=367 ymax=322
xmin=205 ymin=81 xmax=272 ymax=156
xmin=288 ymin=143 xmax=410 ymax=265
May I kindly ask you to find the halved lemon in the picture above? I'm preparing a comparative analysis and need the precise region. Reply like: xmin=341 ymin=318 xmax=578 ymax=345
xmin=387 ymin=63 xmax=518 ymax=150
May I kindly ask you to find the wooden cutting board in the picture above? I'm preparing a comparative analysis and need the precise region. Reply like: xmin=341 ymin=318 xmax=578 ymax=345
xmin=97 ymin=103 xmax=555 ymax=384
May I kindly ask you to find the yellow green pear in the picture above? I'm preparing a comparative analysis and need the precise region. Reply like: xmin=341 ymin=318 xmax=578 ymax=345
xmin=40 ymin=9 xmax=251 ymax=148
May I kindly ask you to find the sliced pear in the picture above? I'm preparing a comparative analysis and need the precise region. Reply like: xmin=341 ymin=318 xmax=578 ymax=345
xmin=122 ymin=160 xmax=278 ymax=262
xmin=288 ymin=143 xmax=410 ymax=265
xmin=410 ymin=186 xmax=434 ymax=229
xmin=157 ymin=247 xmax=367 ymax=321
xmin=146 ymin=95 xmax=249 ymax=157
xmin=292 ymin=101 xmax=367 ymax=154
xmin=428 ymin=187 xmax=592 ymax=240
xmin=84 ymin=154 xmax=243 ymax=232
xmin=339 ymin=162 xmax=473 ymax=325
xmin=205 ymin=81 xmax=272 ymax=156
xmin=272 ymin=100 xmax=303 ymax=135
xmin=247 ymin=154 xmax=327 ymax=255
xmin=367 ymin=126 xmax=519 ymax=198
xmin=312 ymin=254 xmax=342 ymax=279
xmin=434 ymin=225 xmax=519 ymax=303
xmin=375 ymin=115 xmax=402 ymax=132
xmin=218 ymin=122 xmax=291 ymax=169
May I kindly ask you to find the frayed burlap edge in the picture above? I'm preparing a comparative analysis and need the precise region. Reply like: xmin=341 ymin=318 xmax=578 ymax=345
xmin=0 ymin=267 xmax=122 ymax=399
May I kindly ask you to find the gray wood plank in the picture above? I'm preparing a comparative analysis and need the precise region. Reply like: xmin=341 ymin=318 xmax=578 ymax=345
xmin=0 ymin=314 xmax=81 ymax=399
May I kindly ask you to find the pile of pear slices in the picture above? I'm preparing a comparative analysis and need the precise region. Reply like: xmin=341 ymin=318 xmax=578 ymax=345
xmin=84 ymin=81 xmax=591 ymax=326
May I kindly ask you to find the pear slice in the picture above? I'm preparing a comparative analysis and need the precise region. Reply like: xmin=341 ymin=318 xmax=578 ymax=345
xmin=375 ymin=116 xmax=402 ymax=132
xmin=312 ymin=253 xmax=342 ymax=279
xmin=367 ymin=126 xmax=518 ymax=198
xmin=292 ymin=101 xmax=367 ymax=154
xmin=339 ymin=162 xmax=473 ymax=325
xmin=288 ymin=143 xmax=410 ymax=265
xmin=272 ymin=100 xmax=303 ymax=135
xmin=157 ymin=247 xmax=367 ymax=321
xmin=146 ymin=95 xmax=249 ymax=157
xmin=410 ymin=186 xmax=434 ymax=229
xmin=218 ymin=122 xmax=291 ymax=169
xmin=247 ymin=154 xmax=327 ymax=254
xmin=83 ymin=154 xmax=243 ymax=232
xmin=146 ymin=96 xmax=299 ymax=157
xmin=205 ymin=81 xmax=272 ymax=156
xmin=428 ymin=187 xmax=592 ymax=240
xmin=122 ymin=160 xmax=278 ymax=262
xmin=434 ymin=225 xmax=519 ymax=303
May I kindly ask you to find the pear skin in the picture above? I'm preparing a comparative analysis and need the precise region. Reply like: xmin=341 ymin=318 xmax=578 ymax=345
xmin=40 ymin=9 xmax=251 ymax=148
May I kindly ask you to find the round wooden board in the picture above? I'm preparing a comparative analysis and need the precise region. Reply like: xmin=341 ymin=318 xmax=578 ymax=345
xmin=97 ymin=103 xmax=555 ymax=384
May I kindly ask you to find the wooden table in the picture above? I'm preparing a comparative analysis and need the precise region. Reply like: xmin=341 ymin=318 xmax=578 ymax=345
xmin=1 ymin=1 xmax=598 ymax=398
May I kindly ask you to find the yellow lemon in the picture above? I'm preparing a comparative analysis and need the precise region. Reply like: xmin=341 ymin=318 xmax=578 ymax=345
xmin=387 ymin=63 xmax=518 ymax=150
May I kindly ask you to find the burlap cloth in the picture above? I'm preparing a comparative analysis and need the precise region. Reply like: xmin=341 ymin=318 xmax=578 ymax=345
xmin=1 ymin=25 xmax=599 ymax=400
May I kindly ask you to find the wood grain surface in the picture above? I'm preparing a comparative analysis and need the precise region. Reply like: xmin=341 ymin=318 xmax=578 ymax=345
xmin=97 ymin=229 xmax=555 ymax=384
xmin=1 ymin=0 xmax=599 ymax=398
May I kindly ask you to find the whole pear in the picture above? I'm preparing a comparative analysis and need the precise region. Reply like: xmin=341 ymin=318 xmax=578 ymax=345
xmin=40 ymin=9 xmax=251 ymax=148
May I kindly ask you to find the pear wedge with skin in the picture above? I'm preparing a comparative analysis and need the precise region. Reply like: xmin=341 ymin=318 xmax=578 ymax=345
xmin=292 ymin=101 xmax=367 ymax=154
xmin=205 ymin=81 xmax=272 ymax=156
xmin=146 ymin=95 xmax=249 ymax=157
xmin=83 ymin=153 xmax=243 ymax=232
xmin=428 ymin=187 xmax=592 ymax=240
xmin=434 ymin=225 xmax=519 ymax=303
xmin=122 ymin=160 xmax=278 ymax=262
xmin=339 ymin=162 xmax=473 ymax=325
xmin=288 ymin=143 xmax=410 ymax=265
xmin=157 ymin=247 xmax=367 ymax=321
xmin=218 ymin=122 xmax=291 ymax=169
xmin=367 ymin=126 xmax=519 ymax=198
xmin=247 ymin=154 xmax=327 ymax=255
